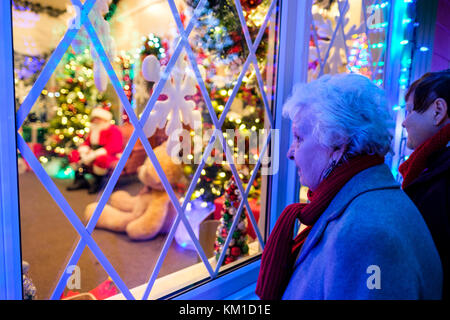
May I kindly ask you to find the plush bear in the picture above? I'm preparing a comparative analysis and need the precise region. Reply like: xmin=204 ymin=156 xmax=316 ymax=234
xmin=84 ymin=142 xmax=188 ymax=240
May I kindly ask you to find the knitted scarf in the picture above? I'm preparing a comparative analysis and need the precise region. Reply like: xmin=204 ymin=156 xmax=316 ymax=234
xmin=399 ymin=123 xmax=450 ymax=189
xmin=255 ymin=154 xmax=385 ymax=300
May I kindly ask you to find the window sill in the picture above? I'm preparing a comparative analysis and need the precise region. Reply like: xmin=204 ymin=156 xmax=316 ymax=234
xmin=108 ymin=241 xmax=261 ymax=300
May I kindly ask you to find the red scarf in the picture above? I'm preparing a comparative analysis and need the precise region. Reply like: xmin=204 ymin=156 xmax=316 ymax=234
xmin=255 ymin=154 xmax=385 ymax=300
xmin=399 ymin=123 xmax=450 ymax=189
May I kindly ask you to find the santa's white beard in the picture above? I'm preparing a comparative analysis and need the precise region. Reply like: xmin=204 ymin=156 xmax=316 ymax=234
xmin=89 ymin=122 xmax=110 ymax=145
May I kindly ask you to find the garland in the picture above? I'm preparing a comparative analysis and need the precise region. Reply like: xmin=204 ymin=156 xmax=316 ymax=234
xmin=14 ymin=51 xmax=47 ymax=80
xmin=12 ymin=0 xmax=66 ymax=17
xmin=12 ymin=0 xmax=121 ymax=20
xmin=105 ymin=0 xmax=121 ymax=21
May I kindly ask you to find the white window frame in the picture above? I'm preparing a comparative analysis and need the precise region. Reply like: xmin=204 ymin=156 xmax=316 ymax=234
xmin=0 ymin=0 xmax=312 ymax=300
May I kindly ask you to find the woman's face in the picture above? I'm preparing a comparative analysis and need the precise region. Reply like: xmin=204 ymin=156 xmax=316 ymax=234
xmin=402 ymin=95 xmax=437 ymax=150
xmin=287 ymin=110 xmax=334 ymax=192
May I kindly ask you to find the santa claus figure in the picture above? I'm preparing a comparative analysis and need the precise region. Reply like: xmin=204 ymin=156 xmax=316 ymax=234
xmin=67 ymin=106 xmax=123 ymax=194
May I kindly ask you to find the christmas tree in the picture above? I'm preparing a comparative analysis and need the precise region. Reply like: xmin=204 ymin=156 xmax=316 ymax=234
xmin=214 ymin=177 xmax=249 ymax=265
xmin=347 ymin=33 xmax=372 ymax=79
xmin=134 ymin=2 xmax=269 ymax=204
xmin=44 ymin=47 xmax=109 ymax=158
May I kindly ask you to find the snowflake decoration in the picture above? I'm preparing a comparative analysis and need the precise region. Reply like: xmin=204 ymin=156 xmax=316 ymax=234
xmin=142 ymin=54 xmax=202 ymax=155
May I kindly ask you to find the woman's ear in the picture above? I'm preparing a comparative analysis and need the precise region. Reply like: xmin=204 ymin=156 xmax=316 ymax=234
xmin=432 ymin=98 xmax=448 ymax=126
xmin=332 ymin=144 xmax=347 ymax=163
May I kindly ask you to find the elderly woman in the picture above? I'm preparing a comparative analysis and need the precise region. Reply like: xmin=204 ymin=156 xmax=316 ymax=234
xmin=400 ymin=70 xmax=450 ymax=299
xmin=256 ymin=73 xmax=442 ymax=300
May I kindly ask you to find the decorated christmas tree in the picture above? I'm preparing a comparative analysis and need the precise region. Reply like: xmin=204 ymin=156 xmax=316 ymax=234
xmin=214 ymin=177 xmax=249 ymax=265
xmin=136 ymin=1 xmax=269 ymax=203
xmin=44 ymin=47 xmax=109 ymax=158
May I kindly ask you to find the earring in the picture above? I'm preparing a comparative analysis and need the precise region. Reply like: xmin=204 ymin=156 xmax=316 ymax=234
xmin=323 ymin=160 xmax=337 ymax=179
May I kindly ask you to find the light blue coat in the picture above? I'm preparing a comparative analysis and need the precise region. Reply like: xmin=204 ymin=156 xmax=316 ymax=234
xmin=282 ymin=164 xmax=443 ymax=300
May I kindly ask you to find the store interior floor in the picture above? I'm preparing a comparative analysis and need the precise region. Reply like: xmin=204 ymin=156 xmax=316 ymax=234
xmin=18 ymin=170 xmax=198 ymax=300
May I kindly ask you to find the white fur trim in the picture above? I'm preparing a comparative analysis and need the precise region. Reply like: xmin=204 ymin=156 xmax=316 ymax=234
xmin=93 ymin=165 xmax=108 ymax=176
xmin=91 ymin=108 xmax=112 ymax=121
xmin=93 ymin=148 xmax=107 ymax=157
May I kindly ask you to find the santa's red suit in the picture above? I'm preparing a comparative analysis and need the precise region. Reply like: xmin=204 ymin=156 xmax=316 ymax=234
xmin=69 ymin=122 xmax=123 ymax=176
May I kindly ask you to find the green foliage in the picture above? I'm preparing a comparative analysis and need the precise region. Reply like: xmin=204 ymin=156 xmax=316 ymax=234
xmin=45 ymin=48 xmax=109 ymax=157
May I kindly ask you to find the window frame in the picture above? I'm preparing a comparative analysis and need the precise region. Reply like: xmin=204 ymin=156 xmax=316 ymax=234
xmin=0 ymin=0 xmax=23 ymax=300
xmin=0 ymin=0 xmax=312 ymax=300
xmin=163 ymin=0 xmax=314 ymax=300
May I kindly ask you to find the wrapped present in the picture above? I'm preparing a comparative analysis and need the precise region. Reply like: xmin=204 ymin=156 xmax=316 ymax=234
xmin=61 ymin=278 xmax=118 ymax=300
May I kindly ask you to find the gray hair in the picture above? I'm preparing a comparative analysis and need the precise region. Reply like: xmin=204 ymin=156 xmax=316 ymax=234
xmin=283 ymin=73 xmax=394 ymax=157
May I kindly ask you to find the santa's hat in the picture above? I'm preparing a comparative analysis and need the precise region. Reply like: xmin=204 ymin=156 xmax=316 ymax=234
xmin=90 ymin=105 xmax=112 ymax=122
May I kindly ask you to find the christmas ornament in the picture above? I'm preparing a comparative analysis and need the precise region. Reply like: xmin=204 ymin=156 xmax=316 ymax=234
xmin=142 ymin=55 xmax=161 ymax=82
xmin=214 ymin=177 xmax=249 ymax=265
xmin=241 ymin=0 xmax=263 ymax=10
xmin=186 ymin=0 xmax=248 ymax=63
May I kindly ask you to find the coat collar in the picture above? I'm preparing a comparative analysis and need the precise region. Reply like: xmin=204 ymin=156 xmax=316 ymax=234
xmin=294 ymin=163 xmax=400 ymax=268
xmin=406 ymin=147 xmax=450 ymax=189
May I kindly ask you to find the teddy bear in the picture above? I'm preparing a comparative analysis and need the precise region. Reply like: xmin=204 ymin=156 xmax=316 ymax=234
xmin=84 ymin=141 xmax=188 ymax=241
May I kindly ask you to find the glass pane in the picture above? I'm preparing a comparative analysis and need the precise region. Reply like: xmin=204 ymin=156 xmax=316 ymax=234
xmin=14 ymin=0 xmax=280 ymax=300
xmin=301 ymin=0 xmax=390 ymax=200
xmin=309 ymin=0 xmax=389 ymax=86
xmin=18 ymin=165 xmax=80 ymax=300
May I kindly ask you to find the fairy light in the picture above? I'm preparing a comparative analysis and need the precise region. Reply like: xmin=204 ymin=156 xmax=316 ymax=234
xmin=39 ymin=156 xmax=48 ymax=164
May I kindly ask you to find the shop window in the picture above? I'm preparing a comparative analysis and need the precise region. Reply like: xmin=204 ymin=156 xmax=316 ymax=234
xmin=14 ymin=0 xmax=280 ymax=300
xmin=296 ymin=0 xmax=392 ymax=204
xmin=308 ymin=0 xmax=390 ymax=83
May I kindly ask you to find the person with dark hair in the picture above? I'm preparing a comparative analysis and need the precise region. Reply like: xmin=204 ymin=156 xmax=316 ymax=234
xmin=400 ymin=69 xmax=450 ymax=299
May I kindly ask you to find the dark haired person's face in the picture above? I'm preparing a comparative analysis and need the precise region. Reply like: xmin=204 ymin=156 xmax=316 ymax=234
xmin=402 ymin=95 xmax=440 ymax=149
